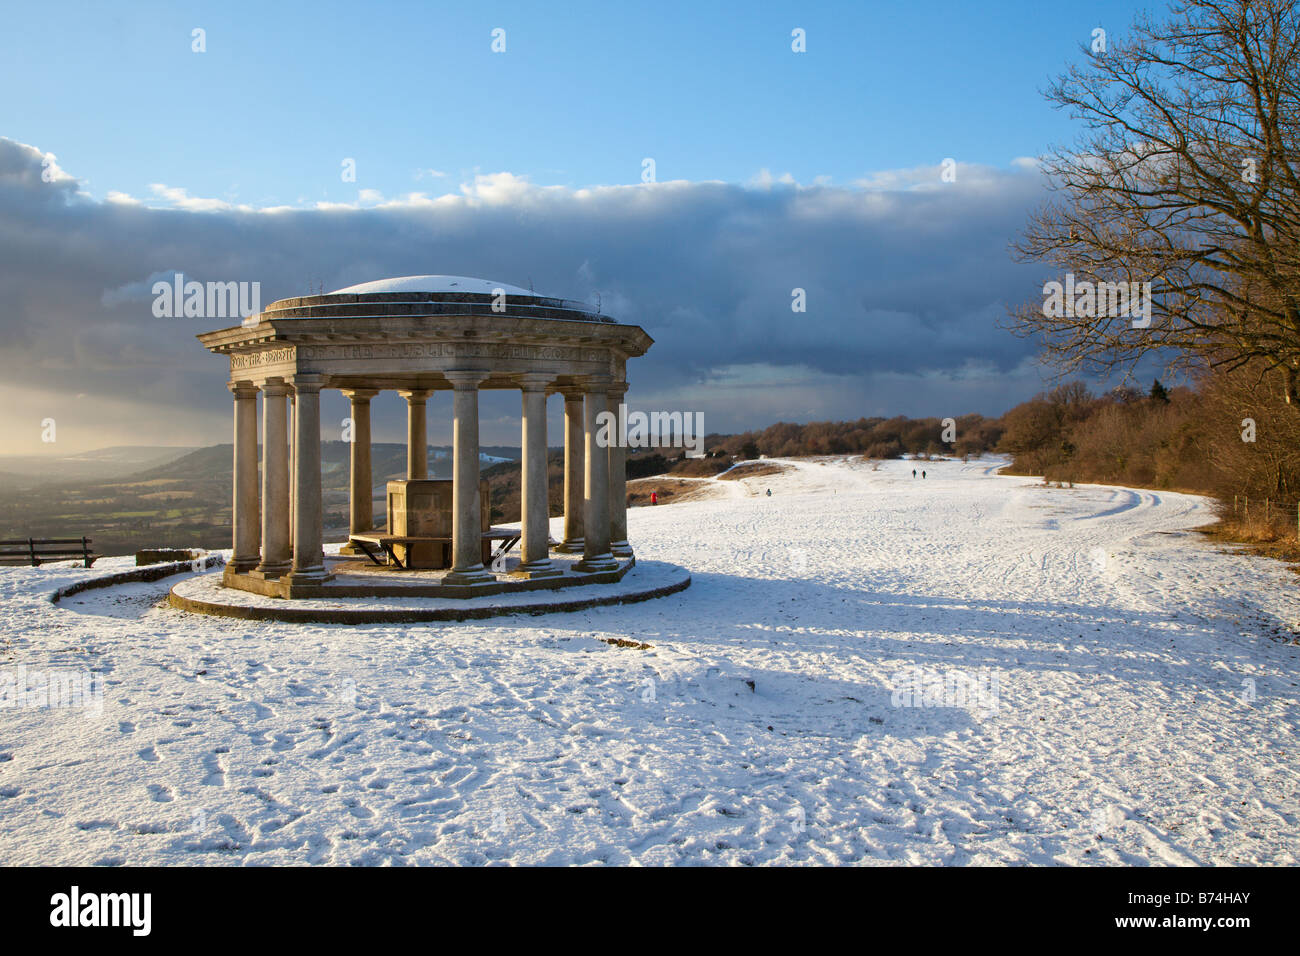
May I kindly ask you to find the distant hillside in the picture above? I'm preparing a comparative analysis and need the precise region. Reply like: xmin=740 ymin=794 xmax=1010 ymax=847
xmin=0 ymin=442 xmax=527 ymax=557
xmin=125 ymin=443 xmax=522 ymax=483
xmin=0 ymin=416 xmax=1009 ymax=557
xmin=0 ymin=414 xmax=1010 ymax=558
xmin=0 ymin=445 xmax=198 ymax=484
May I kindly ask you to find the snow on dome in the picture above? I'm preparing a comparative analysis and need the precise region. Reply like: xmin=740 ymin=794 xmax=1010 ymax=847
xmin=330 ymin=275 xmax=537 ymax=297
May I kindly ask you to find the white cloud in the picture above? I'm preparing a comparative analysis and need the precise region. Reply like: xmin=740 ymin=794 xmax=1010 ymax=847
xmin=38 ymin=151 xmax=76 ymax=184
xmin=146 ymin=183 xmax=234 ymax=212
xmin=749 ymin=168 xmax=799 ymax=189
xmin=458 ymin=171 xmax=535 ymax=204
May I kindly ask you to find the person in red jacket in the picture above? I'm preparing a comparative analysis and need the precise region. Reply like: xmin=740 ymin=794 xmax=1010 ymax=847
xmin=650 ymin=491 xmax=658 ymax=505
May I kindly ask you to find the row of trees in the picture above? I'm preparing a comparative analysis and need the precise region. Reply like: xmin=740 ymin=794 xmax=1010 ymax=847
xmin=690 ymin=366 xmax=1298 ymax=536
xmin=710 ymin=415 xmax=1005 ymax=462
xmin=997 ymin=380 xmax=1210 ymax=489
xmin=997 ymin=372 xmax=1300 ymax=523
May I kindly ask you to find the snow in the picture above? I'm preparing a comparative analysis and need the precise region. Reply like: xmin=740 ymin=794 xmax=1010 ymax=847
xmin=171 ymin=555 xmax=688 ymax=614
xmin=2 ymin=456 xmax=1298 ymax=865
xmin=330 ymin=275 xmax=535 ymax=298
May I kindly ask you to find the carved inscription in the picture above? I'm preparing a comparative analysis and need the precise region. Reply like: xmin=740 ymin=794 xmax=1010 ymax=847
xmin=229 ymin=347 xmax=296 ymax=370
xmin=295 ymin=343 xmax=607 ymax=362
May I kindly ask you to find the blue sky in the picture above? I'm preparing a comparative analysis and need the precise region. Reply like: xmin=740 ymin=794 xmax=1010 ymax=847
xmin=4 ymin=0 xmax=1145 ymax=205
xmin=0 ymin=0 xmax=1163 ymax=453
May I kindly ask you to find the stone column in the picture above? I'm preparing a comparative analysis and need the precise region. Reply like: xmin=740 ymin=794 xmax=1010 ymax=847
xmin=285 ymin=375 xmax=329 ymax=585
xmin=255 ymin=381 xmax=291 ymax=577
xmin=557 ymin=388 xmax=585 ymax=552
xmin=400 ymin=389 xmax=431 ymax=479
xmin=576 ymin=377 xmax=617 ymax=572
xmin=229 ymin=382 xmax=261 ymax=572
xmin=444 ymin=371 xmax=493 ymax=586
xmin=339 ymin=388 xmax=377 ymax=549
xmin=607 ymin=381 xmax=632 ymax=558
xmin=518 ymin=374 xmax=559 ymax=577
xmin=288 ymin=392 xmax=296 ymax=550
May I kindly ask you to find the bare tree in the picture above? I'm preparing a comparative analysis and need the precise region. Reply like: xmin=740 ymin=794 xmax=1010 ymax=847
xmin=1011 ymin=0 xmax=1300 ymax=398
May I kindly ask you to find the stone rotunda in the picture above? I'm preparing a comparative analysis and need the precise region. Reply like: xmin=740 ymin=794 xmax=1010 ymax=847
xmin=196 ymin=275 xmax=655 ymax=600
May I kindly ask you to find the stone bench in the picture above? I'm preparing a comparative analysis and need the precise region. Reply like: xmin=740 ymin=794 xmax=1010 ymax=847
xmin=348 ymin=529 xmax=520 ymax=570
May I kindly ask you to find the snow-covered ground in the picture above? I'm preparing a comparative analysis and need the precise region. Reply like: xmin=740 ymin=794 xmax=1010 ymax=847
xmin=1 ymin=456 xmax=1297 ymax=865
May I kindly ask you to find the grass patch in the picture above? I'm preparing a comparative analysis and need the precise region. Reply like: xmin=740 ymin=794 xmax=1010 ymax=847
xmin=718 ymin=462 xmax=788 ymax=481
xmin=1198 ymin=520 xmax=1300 ymax=569
xmin=626 ymin=477 xmax=715 ymax=507
xmin=601 ymin=637 xmax=652 ymax=650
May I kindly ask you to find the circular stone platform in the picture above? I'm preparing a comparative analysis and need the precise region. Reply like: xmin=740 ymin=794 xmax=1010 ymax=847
xmin=168 ymin=559 xmax=691 ymax=624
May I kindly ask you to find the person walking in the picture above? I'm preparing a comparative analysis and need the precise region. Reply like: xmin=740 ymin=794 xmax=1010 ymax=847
xmin=922 ymin=470 xmax=927 ymax=479
xmin=650 ymin=491 xmax=658 ymax=505
xmin=912 ymin=468 xmax=916 ymax=478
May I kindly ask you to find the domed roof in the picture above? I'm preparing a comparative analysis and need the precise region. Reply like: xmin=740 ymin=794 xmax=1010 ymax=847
xmin=330 ymin=275 xmax=536 ymax=297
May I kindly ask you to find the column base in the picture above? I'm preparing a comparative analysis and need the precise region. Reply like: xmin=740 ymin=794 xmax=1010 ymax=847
xmin=554 ymin=537 xmax=585 ymax=554
xmin=514 ymin=560 xmax=563 ymax=579
xmin=444 ymin=566 xmax=495 ymax=587
xmin=249 ymin=561 xmax=292 ymax=580
xmin=610 ymin=540 xmax=633 ymax=558
xmin=574 ymin=552 xmax=618 ymax=573
xmin=282 ymin=567 xmax=333 ymax=587
xmin=228 ymin=556 xmax=261 ymax=573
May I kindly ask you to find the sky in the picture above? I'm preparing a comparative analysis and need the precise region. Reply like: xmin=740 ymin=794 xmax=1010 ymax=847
xmin=0 ymin=0 xmax=1158 ymax=454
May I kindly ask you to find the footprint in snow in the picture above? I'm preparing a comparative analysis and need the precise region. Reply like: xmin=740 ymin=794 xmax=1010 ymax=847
xmin=147 ymin=783 xmax=175 ymax=803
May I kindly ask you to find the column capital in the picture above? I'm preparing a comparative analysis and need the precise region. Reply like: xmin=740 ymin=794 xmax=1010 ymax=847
xmin=262 ymin=379 xmax=291 ymax=398
xmin=229 ymin=381 xmax=259 ymax=398
xmin=397 ymin=388 xmax=432 ymax=402
xmin=516 ymin=373 xmax=554 ymax=392
xmin=340 ymin=387 xmax=379 ymax=402
xmin=583 ymin=374 xmax=613 ymax=394
xmin=445 ymin=369 xmax=490 ymax=390
xmin=290 ymin=374 xmax=325 ymax=394
xmin=607 ymin=380 xmax=629 ymax=399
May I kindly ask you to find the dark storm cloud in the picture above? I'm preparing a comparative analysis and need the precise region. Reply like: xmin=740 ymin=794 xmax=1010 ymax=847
xmin=0 ymin=138 xmax=1051 ymax=448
